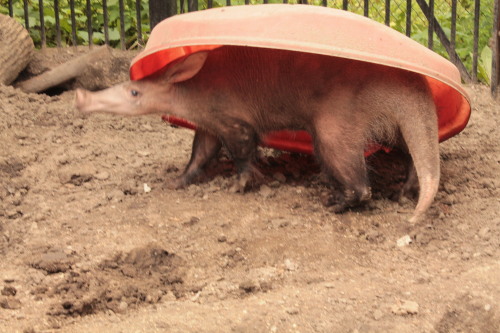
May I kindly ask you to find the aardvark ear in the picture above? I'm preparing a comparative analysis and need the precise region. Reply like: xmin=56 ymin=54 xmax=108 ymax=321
xmin=165 ymin=51 xmax=209 ymax=84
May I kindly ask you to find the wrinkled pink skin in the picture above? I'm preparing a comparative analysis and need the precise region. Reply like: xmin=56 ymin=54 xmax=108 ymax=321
xmin=75 ymin=46 xmax=439 ymax=223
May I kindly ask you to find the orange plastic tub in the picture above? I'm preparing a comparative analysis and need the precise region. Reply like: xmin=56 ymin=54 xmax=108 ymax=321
xmin=130 ymin=4 xmax=471 ymax=155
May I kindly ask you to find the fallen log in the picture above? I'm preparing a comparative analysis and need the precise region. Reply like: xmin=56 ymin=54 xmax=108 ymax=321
xmin=0 ymin=14 xmax=34 ymax=85
xmin=17 ymin=45 xmax=111 ymax=93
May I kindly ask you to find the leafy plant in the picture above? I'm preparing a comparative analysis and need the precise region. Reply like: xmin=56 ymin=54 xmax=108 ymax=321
xmin=0 ymin=0 xmax=150 ymax=48
xmin=479 ymin=45 xmax=492 ymax=84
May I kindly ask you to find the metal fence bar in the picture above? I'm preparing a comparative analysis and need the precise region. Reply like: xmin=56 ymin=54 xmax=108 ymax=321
xmin=103 ymin=0 xmax=110 ymax=45
xmin=38 ymin=0 xmax=46 ymax=47
xmin=188 ymin=0 xmax=198 ymax=12
xmin=149 ymin=0 xmax=177 ymax=29
xmin=406 ymin=0 xmax=411 ymax=37
xmin=136 ymin=0 xmax=143 ymax=46
xmin=119 ymin=0 xmax=126 ymax=49
xmin=428 ymin=0 xmax=433 ymax=50
xmin=8 ymin=0 xmax=13 ymax=17
xmin=86 ymin=0 xmax=93 ymax=46
xmin=450 ymin=0 xmax=457 ymax=64
xmin=472 ymin=0 xmax=480 ymax=82
xmin=385 ymin=0 xmax=390 ymax=26
xmin=342 ymin=0 xmax=348 ymax=11
xmin=54 ymin=0 xmax=62 ymax=47
xmin=69 ymin=0 xmax=77 ymax=47
xmin=415 ymin=0 xmax=471 ymax=82
xmin=23 ymin=0 xmax=29 ymax=31
xmin=364 ymin=0 xmax=369 ymax=17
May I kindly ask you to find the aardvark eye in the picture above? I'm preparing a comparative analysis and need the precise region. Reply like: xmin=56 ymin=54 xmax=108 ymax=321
xmin=131 ymin=90 xmax=139 ymax=97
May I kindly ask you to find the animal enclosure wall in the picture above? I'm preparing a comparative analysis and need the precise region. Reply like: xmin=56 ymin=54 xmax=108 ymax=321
xmin=0 ymin=0 xmax=498 ymax=92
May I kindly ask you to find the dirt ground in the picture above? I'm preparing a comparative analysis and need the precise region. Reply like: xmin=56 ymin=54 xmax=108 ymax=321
xmin=0 ymin=48 xmax=499 ymax=333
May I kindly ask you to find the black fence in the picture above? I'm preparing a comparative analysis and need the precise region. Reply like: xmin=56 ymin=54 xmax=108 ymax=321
xmin=2 ymin=0 xmax=500 ymax=94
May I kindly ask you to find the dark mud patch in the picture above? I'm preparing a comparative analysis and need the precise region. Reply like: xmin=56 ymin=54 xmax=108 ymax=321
xmin=0 ymin=159 xmax=25 ymax=178
xmin=435 ymin=293 xmax=500 ymax=333
xmin=31 ymin=245 xmax=188 ymax=317
xmin=31 ymin=249 xmax=75 ymax=274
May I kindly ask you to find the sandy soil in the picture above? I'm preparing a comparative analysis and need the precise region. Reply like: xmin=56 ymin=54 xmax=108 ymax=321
xmin=0 ymin=48 xmax=499 ymax=333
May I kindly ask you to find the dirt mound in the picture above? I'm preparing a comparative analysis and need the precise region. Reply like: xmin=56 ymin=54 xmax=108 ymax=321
xmin=27 ymin=245 xmax=187 ymax=317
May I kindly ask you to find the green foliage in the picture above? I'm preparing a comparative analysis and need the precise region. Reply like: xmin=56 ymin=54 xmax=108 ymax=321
xmin=479 ymin=45 xmax=492 ymax=84
xmin=0 ymin=0 xmax=150 ymax=48
xmin=0 ymin=0 xmax=494 ymax=83
xmin=356 ymin=0 xmax=494 ymax=83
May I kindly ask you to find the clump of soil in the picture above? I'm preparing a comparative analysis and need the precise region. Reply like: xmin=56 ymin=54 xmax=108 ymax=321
xmin=30 ymin=244 xmax=187 ymax=317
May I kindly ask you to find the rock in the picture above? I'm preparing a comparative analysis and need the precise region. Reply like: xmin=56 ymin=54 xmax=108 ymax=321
xmin=2 ymin=274 xmax=16 ymax=284
xmin=141 ymin=123 xmax=154 ymax=132
xmin=183 ymin=217 xmax=200 ymax=227
xmin=163 ymin=291 xmax=177 ymax=302
xmin=190 ymin=292 xmax=201 ymax=302
xmin=0 ymin=297 xmax=22 ymax=310
xmin=270 ymin=217 xmax=289 ymax=229
xmin=6 ymin=209 xmax=21 ymax=219
xmin=391 ymin=300 xmax=419 ymax=315
xmin=58 ymin=171 xmax=93 ymax=186
xmin=442 ymin=194 xmax=457 ymax=205
xmin=165 ymin=165 xmax=179 ymax=174
xmin=396 ymin=235 xmax=412 ymax=247
xmin=94 ymin=171 xmax=110 ymax=180
xmin=373 ymin=309 xmax=384 ymax=320
xmin=323 ymin=282 xmax=336 ymax=289
xmin=284 ymin=259 xmax=298 ymax=271
xmin=239 ymin=280 xmax=259 ymax=293
xmin=117 ymin=301 xmax=128 ymax=313
xmin=273 ymin=172 xmax=287 ymax=183
xmin=414 ymin=231 xmax=433 ymax=245
xmin=75 ymin=262 xmax=91 ymax=273
xmin=461 ymin=251 xmax=472 ymax=261
xmin=31 ymin=250 xmax=73 ymax=274
xmin=259 ymin=184 xmax=274 ymax=198
xmin=477 ymin=227 xmax=490 ymax=240
xmin=146 ymin=290 xmax=163 ymax=303
xmin=121 ymin=180 xmax=140 ymax=195
xmin=1 ymin=286 xmax=17 ymax=296
xmin=72 ymin=118 xmax=84 ymax=129
xmin=107 ymin=189 xmax=125 ymax=203
xmin=259 ymin=280 xmax=273 ymax=292
xmin=365 ymin=229 xmax=385 ymax=243
xmin=268 ymin=180 xmax=281 ymax=188
xmin=443 ymin=183 xmax=457 ymax=194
